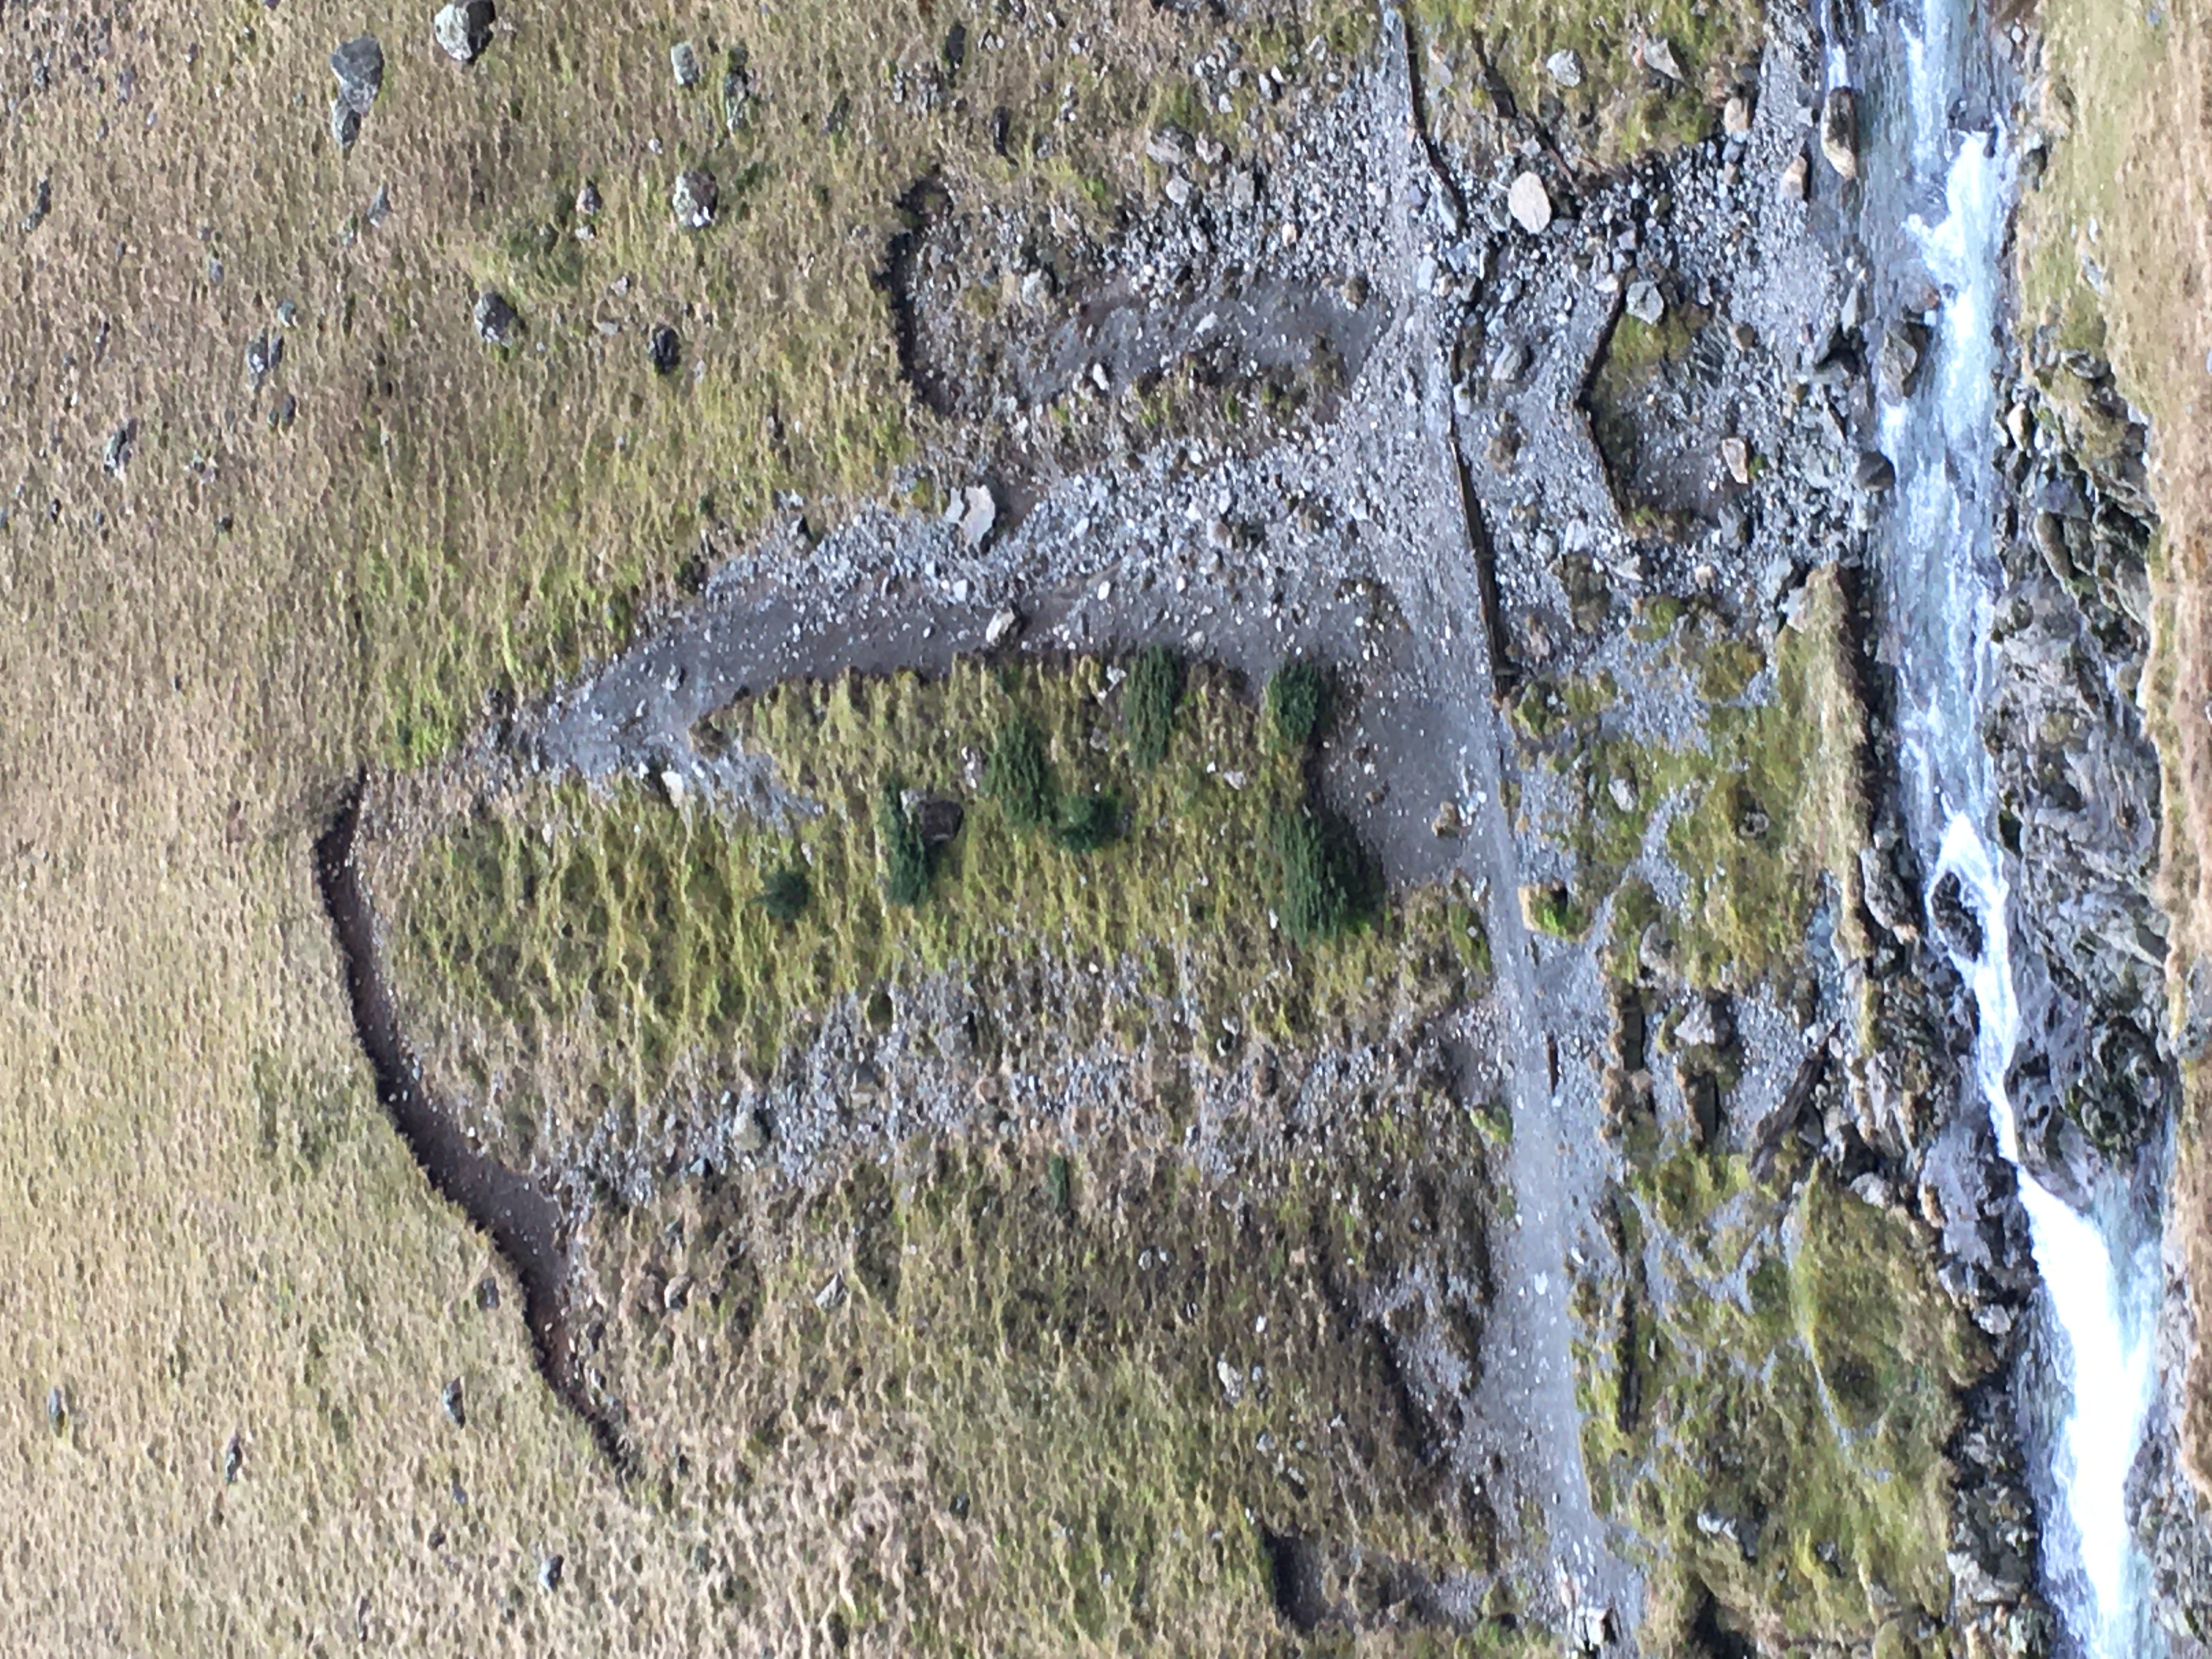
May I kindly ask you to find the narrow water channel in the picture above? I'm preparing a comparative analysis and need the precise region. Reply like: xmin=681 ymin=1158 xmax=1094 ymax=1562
xmin=1868 ymin=0 xmax=2166 ymax=1651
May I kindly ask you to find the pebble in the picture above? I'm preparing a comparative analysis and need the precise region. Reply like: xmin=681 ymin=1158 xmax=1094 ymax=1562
xmin=433 ymin=1 xmax=495 ymax=65
xmin=1508 ymin=171 xmax=1552 ymax=235
xmin=1724 ymin=94 xmax=1753 ymax=136
xmin=671 ymin=170 xmax=717 ymax=230
xmin=1780 ymin=153 xmax=1809 ymax=201
xmin=956 ymin=484 xmax=997 ymax=547
xmin=330 ymin=99 xmax=362 ymax=153
xmin=329 ymin=36 xmax=383 ymax=114
xmin=1545 ymin=49 xmax=1583 ymax=88
xmin=441 ymin=1379 xmax=466 ymax=1427
xmin=1720 ymin=435 xmax=1750 ymax=486
xmin=670 ymin=41 xmax=702 ymax=88
xmin=1625 ymin=279 xmax=1664 ymax=325
xmin=538 ymin=1554 xmax=564 ymax=1592
xmin=103 ymin=421 xmax=135 ymax=475
xmin=473 ymin=290 xmax=518 ymax=346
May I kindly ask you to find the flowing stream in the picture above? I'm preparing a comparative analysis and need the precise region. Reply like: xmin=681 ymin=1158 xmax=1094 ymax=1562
xmin=1871 ymin=0 xmax=2165 ymax=1652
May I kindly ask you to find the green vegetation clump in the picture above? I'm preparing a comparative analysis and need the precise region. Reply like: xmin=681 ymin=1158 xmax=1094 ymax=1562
xmin=758 ymin=864 xmax=811 ymax=924
xmin=877 ymin=780 xmax=935 ymax=907
xmin=1265 ymin=659 xmax=1333 ymax=749
xmin=1123 ymin=644 xmax=1186 ymax=769
xmin=1054 ymin=789 xmax=1122 ymax=854
xmin=987 ymin=714 xmax=1057 ymax=831
xmin=1270 ymin=807 xmax=1370 ymax=945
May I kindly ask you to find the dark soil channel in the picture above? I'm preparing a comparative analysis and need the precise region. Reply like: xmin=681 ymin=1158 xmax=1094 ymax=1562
xmin=314 ymin=783 xmax=628 ymax=1467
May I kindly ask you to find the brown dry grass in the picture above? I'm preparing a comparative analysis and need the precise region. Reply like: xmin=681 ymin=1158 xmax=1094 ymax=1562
xmin=0 ymin=1 xmax=1384 ymax=1649
xmin=2021 ymin=0 xmax=2212 ymax=1498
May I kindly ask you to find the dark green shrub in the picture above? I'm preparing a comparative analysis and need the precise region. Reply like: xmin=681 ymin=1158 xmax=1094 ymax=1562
xmin=1266 ymin=659 xmax=1331 ymax=749
xmin=757 ymin=864 xmax=810 ymax=924
xmin=1055 ymin=789 xmax=1121 ymax=854
xmin=1270 ymin=806 xmax=1371 ymax=945
xmin=878 ymin=780 xmax=934 ymax=906
xmin=1122 ymin=644 xmax=1184 ymax=769
xmin=988 ymin=714 xmax=1056 ymax=830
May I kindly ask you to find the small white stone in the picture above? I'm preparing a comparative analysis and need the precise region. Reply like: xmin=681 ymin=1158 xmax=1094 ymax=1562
xmin=1508 ymin=171 xmax=1552 ymax=234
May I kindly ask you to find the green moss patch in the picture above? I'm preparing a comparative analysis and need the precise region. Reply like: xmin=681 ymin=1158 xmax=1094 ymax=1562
xmin=1579 ymin=1158 xmax=1990 ymax=1651
xmin=1522 ymin=569 xmax=1871 ymax=991
xmin=1409 ymin=0 xmax=1762 ymax=165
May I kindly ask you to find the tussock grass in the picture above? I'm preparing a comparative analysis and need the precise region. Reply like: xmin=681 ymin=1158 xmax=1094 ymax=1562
xmin=577 ymin=1102 xmax=1516 ymax=1651
xmin=382 ymin=654 xmax=1489 ymax=1165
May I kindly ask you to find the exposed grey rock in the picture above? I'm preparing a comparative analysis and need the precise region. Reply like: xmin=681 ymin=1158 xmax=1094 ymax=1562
xmin=1720 ymin=435 xmax=1750 ymax=486
xmin=1780 ymin=152 xmax=1809 ymax=200
xmin=537 ymin=1553 xmax=564 ymax=1592
xmin=1859 ymin=844 xmax=1921 ymax=940
xmin=1626 ymin=279 xmax=1665 ymax=325
xmin=330 ymin=98 xmax=362 ymax=153
xmin=1879 ymin=320 xmax=1929 ymax=400
xmin=246 ymin=332 xmax=283 ymax=385
xmin=44 ymin=1386 xmax=65 ymax=1433
xmin=440 ymin=1378 xmax=466 ymax=1427
xmin=365 ymin=183 xmax=391 ymax=228
xmin=984 ymin=606 xmax=1023 ymax=649
xmin=1723 ymin=93 xmax=1753 ymax=136
xmin=1508 ymin=171 xmax=1552 ymax=235
xmin=102 ymin=421 xmax=135 ymax=475
xmin=671 ymin=170 xmax=716 ymax=230
xmin=721 ymin=48 xmax=753 ymax=133
xmin=647 ymin=323 xmax=680 ymax=375
xmin=575 ymin=182 xmax=601 ymax=218
xmin=329 ymin=36 xmax=383 ymax=115
xmin=1545 ymin=49 xmax=1583 ymax=88
xmin=472 ymin=290 xmax=518 ymax=346
xmin=669 ymin=40 xmax=701 ymax=88
xmin=1821 ymin=88 xmax=1860 ymax=179
xmin=433 ymin=1 xmax=494 ymax=66
xmin=223 ymin=1431 xmax=244 ymax=1484
xmin=1640 ymin=36 xmax=1683 ymax=81
xmin=956 ymin=485 xmax=996 ymax=547
xmin=21 ymin=176 xmax=50 ymax=234
xmin=1854 ymin=449 xmax=1895 ymax=492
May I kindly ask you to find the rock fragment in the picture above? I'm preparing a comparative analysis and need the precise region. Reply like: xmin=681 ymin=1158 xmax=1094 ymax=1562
xmin=1878 ymin=321 xmax=1928 ymax=400
xmin=472 ymin=290 xmax=518 ymax=345
xmin=102 ymin=420 xmax=135 ymax=475
xmin=441 ymin=1378 xmax=466 ymax=1427
xmin=1854 ymin=449 xmax=1896 ymax=492
xmin=721 ymin=48 xmax=753 ymax=132
xmin=1640 ymin=36 xmax=1683 ymax=81
xmin=1545 ymin=49 xmax=1583 ymax=88
xmin=984 ymin=606 xmax=1023 ymax=649
xmin=21 ymin=176 xmax=50 ymax=234
xmin=1723 ymin=93 xmax=1753 ymax=136
xmin=1625 ymin=279 xmax=1664 ymax=325
xmin=1720 ymin=435 xmax=1750 ymax=486
xmin=1780 ymin=153 xmax=1809 ymax=200
xmin=433 ymin=1 xmax=494 ymax=65
xmin=330 ymin=100 xmax=362 ymax=153
xmin=955 ymin=484 xmax=996 ymax=547
xmin=1508 ymin=171 xmax=1552 ymax=234
xmin=647 ymin=323 xmax=680 ymax=375
xmin=1821 ymin=88 xmax=1860 ymax=179
xmin=669 ymin=40 xmax=701 ymax=88
xmin=330 ymin=36 xmax=383 ymax=114
xmin=671 ymin=169 xmax=716 ymax=230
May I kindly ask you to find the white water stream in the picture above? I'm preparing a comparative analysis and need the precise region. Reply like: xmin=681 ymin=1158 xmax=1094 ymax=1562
xmin=1874 ymin=1 xmax=2165 ymax=1653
